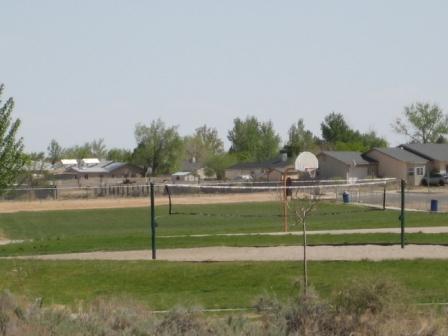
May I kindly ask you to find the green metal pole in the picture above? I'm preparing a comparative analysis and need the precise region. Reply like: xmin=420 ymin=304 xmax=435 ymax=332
xmin=400 ymin=179 xmax=405 ymax=249
xmin=150 ymin=182 xmax=156 ymax=259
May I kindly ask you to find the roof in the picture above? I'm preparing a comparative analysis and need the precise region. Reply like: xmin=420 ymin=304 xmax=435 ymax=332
xmin=61 ymin=159 xmax=77 ymax=165
xmin=400 ymin=143 xmax=448 ymax=162
xmin=228 ymin=156 xmax=293 ymax=171
xmin=366 ymin=148 xmax=427 ymax=164
xmin=318 ymin=151 xmax=374 ymax=166
xmin=67 ymin=161 xmax=132 ymax=174
xmin=172 ymin=171 xmax=194 ymax=176
xmin=82 ymin=158 xmax=100 ymax=165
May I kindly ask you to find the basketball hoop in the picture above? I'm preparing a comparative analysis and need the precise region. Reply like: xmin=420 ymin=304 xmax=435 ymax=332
xmin=304 ymin=167 xmax=317 ymax=179
xmin=295 ymin=152 xmax=319 ymax=179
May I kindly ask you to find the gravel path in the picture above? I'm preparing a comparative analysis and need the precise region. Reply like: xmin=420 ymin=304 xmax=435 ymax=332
xmin=159 ymin=226 xmax=448 ymax=238
xmin=9 ymin=245 xmax=448 ymax=262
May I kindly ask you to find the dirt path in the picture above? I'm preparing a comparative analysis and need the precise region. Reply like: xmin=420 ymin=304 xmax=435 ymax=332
xmin=0 ymin=193 xmax=274 ymax=213
xmin=9 ymin=245 xmax=448 ymax=262
xmin=159 ymin=226 xmax=448 ymax=238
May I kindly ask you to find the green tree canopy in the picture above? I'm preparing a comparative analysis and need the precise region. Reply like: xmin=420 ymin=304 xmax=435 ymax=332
xmin=0 ymin=84 xmax=26 ymax=190
xmin=284 ymin=119 xmax=317 ymax=157
xmin=321 ymin=112 xmax=387 ymax=151
xmin=184 ymin=125 xmax=224 ymax=163
xmin=132 ymin=119 xmax=183 ymax=175
xmin=228 ymin=116 xmax=281 ymax=162
xmin=47 ymin=139 xmax=63 ymax=164
xmin=393 ymin=102 xmax=448 ymax=143
xmin=107 ymin=148 xmax=132 ymax=162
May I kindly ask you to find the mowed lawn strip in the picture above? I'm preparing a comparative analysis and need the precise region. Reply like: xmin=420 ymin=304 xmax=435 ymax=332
xmin=0 ymin=202 xmax=447 ymax=255
xmin=2 ymin=233 xmax=448 ymax=256
xmin=0 ymin=260 xmax=446 ymax=310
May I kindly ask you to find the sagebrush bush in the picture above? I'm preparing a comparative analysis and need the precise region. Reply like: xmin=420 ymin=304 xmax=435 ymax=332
xmin=0 ymin=280 xmax=446 ymax=335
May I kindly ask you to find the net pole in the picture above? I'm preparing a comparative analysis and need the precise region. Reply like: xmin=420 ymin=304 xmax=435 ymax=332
xmin=400 ymin=179 xmax=406 ymax=249
xmin=165 ymin=184 xmax=172 ymax=215
xmin=283 ymin=174 xmax=288 ymax=232
xmin=150 ymin=182 xmax=157 ymax=259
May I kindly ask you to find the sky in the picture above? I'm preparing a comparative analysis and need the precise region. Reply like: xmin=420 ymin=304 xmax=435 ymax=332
xmin=1 ymin=1 xmax=448 ymax=153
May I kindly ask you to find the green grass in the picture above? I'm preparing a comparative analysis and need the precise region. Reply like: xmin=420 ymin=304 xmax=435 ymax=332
xmin=0 ymin=201 xmax=448 ymax=255
xmin=2 ymin=232 xmax=448 ymax=256
xmin=0 ymin=259 xmax=446 ymax=309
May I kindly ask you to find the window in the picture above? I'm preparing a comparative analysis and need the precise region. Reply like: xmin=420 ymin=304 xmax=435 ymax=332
xmin=84 ymin=174 xmax=89 ymax=179
xmin=407 ymin=167 xmax=414 ymax=176
xmin=415 ymin=167 xmax=424 ymax=176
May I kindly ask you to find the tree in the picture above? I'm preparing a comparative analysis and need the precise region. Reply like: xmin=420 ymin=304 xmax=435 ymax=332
xmin=321 ymin=112 xmax=354 ymax=144
xmin=107 ymin=148 xmax=132 ymax=162
xmin=184 ymin=125 xmax=224 ymax=163
xmin=321 ymin=112 xmax=388 ymax=151
xmin=0 ymin=84 xmax=26 ymax=191
xmin=132 ymin=119 xmax=183 ymax=175
xmin=47 ymin=139 xmax=63 ymax=164
xmin=228 ymin=116 xmax=281 ymax=162
xmin=393 ymin=102 xmax=448 ymax=143
xmin=90 ymin=138 xmax=107 ymax=159
xmin=285 ymin=119 xmax=316 ymax=157
xmin=204 ymin=153 xmax=237 ymax=180
xmin=63 ymin=143 xmax=92 ymax=160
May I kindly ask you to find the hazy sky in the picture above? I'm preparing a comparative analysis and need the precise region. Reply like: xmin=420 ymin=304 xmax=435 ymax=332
xmin=2 ymin=1 xmax=448 ymax=152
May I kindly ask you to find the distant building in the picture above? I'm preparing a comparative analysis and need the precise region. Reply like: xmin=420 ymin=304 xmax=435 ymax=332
xmin=225 ymin=154 xmax=293 ymax=181
xmin=399 ymin=143 xmax=448 ymax=175
xmin=364 ymin=148 xmax=427 ymax=186
xmin=171 ymin=171 xmax=199 ymax=184
xmin=56 ymin=161 xmax=144 ymax=181
xmin=317 ymin=151 xmax=377 ymax=180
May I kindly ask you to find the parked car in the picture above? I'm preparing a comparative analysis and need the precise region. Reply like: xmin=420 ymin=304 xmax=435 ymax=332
xmin=421 ymin=173 xmax=448 ymax=186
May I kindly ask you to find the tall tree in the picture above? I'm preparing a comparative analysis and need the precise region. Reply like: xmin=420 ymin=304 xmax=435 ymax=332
xmin=184 ymin=125 xmax=224 ymax=163
xmin=107 ymin=148 xmax=132 ymax=162
xmin=321 ymin=112 xmax=388 ymax=151
xmin=0 ymin=84 xmax=26 ymax=190
xmin=321 ymin=112 xmax=353 ymax=143
xmin=132 ymin=119 xmax=183 ymax=175
xmin=393 ymin=102 xmax=448 ymax=143
xmin=228 ymin=116 xmax=281 ymax=161
xmin=285 ymin=119 xmax=316 ymax=157
xmin=47 ymin=139 xmax=63 ymax=164
xmin=90 ymin=138 xmax=107 ymax=159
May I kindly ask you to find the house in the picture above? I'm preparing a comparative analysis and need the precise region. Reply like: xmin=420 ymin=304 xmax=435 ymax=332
xmin=57 ymin=161 xmax=145 ymax=181
xmin=399 ymin=143 xmax=448 ymax=175
xmin=171 ymin=171 xmax=199 ymax=184
xmin=364 ymin=148 xmax=427 ymax=186
xmin=317 ymin=151 xmax=377 ymax=180
xmin=225 ymin=154 xmax=294 ymax=181
xmin=181 ymin=158 xmax=213 ymax=180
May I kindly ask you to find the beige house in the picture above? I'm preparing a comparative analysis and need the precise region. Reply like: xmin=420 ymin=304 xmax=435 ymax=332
xmin=364 ymin=148 xmax=427 ymax=186
xmin=225 ymin=155 xmax=294 ymax=181
xmin=171 ymin=171 xmax=199 ymax=184
xmin=317 ymin=151 xmax=377 ymax=180
xmin=400 ymin=143 xmax=448 ymax=174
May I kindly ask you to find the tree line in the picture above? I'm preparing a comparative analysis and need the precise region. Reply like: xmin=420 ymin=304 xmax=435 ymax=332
xmin=2 ymin=83 xmax=448 ymax=183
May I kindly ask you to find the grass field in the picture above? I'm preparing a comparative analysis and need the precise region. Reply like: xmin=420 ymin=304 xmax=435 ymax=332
xmin=0 ymin=259 xmax=446 ymax=310
xmin=1 ymin=201 xmax=448 ymax=256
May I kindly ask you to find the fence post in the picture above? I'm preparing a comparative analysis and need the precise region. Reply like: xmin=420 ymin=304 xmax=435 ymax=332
xmin=150 ymin=182 xmax=157 ymax=259
xmin=400 ymin=179 xmax=406 ymax=249
xmin=382 ymin=184 xmax=386 ymax=210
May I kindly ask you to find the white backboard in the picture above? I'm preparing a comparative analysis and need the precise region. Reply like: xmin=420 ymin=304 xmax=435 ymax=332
xmin=295 ymin=151 xmax=318 ymax=172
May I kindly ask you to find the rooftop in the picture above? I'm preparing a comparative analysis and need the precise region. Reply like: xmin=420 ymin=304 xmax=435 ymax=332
xmin=367 ymin=147 xmax=427 ymax=164
xmin=318 ymin=151 xmax=374 ymax=165
xmin=400 ymin=143 xmax=448 ymax=162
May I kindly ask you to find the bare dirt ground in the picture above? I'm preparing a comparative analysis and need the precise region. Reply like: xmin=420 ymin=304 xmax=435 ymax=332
xmin=0 ymin=193 xmax=275 ymax=213
xmin=159 ymin=226 xmax=448 ymax=238
xmin=10 ymin=245 xmax=448 ymax=261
